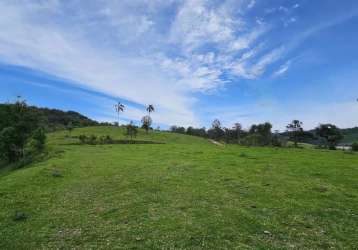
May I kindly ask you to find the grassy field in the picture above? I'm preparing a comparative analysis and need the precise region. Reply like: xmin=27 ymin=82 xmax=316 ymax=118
xmin=0 ymin=126 xmax=357 ymax=249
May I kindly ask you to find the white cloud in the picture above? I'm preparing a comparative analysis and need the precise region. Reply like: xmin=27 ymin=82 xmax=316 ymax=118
xmin=0 ymin=0 xmax=287 ymax=126
xmin=228 ymin=26 xmax=267 ymax=52
xmin=272 ymin=60 xmax=291 ymax=77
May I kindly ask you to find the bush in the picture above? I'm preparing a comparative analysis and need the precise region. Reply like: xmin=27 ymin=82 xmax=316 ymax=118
xmin=88 ymin=135 xmax=97 ymax=144
xmin=52 ymin=169 xmax=62 ymax=177
xmin=352 ymin=142 xmax=358 ymax=152
xmin=104 ymin=135 xmax=113 ymax=144
xmin=13 ymin=211 xmax=27 ymax=221
xmin=79 ymin=135 xmax=88 ymax=144
xmin=79 ymin=134 xmax=113 ymax=145
xmin=32 ymin=127 xmax=46 ymax=150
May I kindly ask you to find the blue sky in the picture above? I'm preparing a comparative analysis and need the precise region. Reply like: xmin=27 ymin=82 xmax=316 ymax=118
xmin=1 ymin=0 xmax=358 ymax=130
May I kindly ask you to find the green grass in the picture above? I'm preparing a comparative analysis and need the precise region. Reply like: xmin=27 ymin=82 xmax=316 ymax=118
xmin=1 ymin=126 xmax=358 ymax=249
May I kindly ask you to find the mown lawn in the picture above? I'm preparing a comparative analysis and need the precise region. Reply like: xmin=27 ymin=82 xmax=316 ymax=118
xmin=0 ymin=127 xmax=357 ymax=249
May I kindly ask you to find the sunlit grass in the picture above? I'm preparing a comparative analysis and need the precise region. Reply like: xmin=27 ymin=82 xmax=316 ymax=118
xmin=1 ymin=126 xmax=357 ymax=249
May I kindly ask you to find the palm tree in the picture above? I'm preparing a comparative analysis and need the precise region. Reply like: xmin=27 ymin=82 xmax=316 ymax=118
xmin=114 ymin=102 xmax=125 ymax=126
xmin=146 ymin=104 xmax=155 ymax=117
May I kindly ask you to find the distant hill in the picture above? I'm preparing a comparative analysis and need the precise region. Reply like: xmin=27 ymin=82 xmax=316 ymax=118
xmin=0 ymin=103 xmax=98 ymax=131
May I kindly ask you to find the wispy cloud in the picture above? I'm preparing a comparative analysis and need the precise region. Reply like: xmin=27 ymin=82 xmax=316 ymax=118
xmin=272 ymin=60 xmax=291 ymax=77
xmin=0 ymin=0 xmax=311 ymax=126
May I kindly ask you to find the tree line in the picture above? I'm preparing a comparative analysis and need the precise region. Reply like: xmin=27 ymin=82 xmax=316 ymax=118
xmin=170 ymin=119 xmax=344 ymax=149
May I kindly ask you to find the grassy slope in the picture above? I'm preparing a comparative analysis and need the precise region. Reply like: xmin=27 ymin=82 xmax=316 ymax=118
xmin=0 ymin=126 xmax=357 ymax=249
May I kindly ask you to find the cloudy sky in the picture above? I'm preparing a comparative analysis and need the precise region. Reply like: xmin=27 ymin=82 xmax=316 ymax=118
xmin=1 ymin=0 xmax=358 ymax=130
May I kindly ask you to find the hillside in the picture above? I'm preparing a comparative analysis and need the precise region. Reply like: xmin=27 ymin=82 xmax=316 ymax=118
xmin=0 ymin=126 xmax=357 ymax=249
xmin=0 ymin=103 xmax=98 ymax=131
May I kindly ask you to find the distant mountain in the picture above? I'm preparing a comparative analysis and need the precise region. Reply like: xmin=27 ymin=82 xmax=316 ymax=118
xmin=0 ymin=103 xmax=99 ymax=131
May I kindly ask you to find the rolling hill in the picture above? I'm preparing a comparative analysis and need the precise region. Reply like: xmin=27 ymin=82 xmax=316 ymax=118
xmin=0 ymin=126 xmax=357 ymax=249
xmin=0 ymin=103 xmax=98 ymax=131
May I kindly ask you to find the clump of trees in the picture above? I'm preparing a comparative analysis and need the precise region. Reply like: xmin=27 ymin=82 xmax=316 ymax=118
xmin=315 ymin=124 xmax=343 ymax=150
xmin=126 ymin=121 xmax=138 ymax=140
xmin=0 ymin=99 xmax=46 ymax=164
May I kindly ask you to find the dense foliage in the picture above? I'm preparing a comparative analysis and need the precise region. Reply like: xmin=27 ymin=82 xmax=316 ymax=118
xmin=0 ymin=103 xmax=98 ymax=132
xmin=351 ymin=142 xmax=358 ymax=151
xmin=315 ymin=124 xmax=343 ymax=149
xmin=126 ymin=121 xmax=138 ymax=140
xmin=141 ymin=116 xmax=152 ymax=134
xmin=0 ymin=101 xmax=46 ymax=162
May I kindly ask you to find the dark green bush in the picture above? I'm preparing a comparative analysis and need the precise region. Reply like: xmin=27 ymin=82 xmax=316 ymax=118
xmin=52 ymin=169 xmax=62 ymax=177
xmin=13 ymin=211 xmax=27 ymax=221
xmin=88 ymin=135 xmax=97 ymax=144
xmin=79 ymin=135 xmax=88 ymax=144
xmin=32 ymin=127 xmax=46 ymax=150
xmin=352 ymin=142 xmax=358 ymax=152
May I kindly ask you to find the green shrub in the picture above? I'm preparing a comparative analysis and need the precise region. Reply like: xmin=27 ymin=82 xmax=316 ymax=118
xmin=239 ymin=152 xmax=247 ymax=158
xmin=32 ymin=127 xmax=46 ymax=150
xmin=104 ymin=135 xmax=113 ymax=144
xmin=352 ymin=142 xmax=358 ymax=152
xmin=88 ymin=135 xmax=97 ymax=145
xmin=79 ymin=135 xmax=88 ymax=144
xmin=13 ymin=211 xmax=27 ymax=221
xmin=52 ymin=169 xmax=62 ymax=177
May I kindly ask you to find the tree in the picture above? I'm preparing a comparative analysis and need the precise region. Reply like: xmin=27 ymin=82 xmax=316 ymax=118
xmin=286 ymin=120 xmax=303 ymax=147
xmin=315 ymin=124 xmax=343 ymax=150
xmin=234 ymin=123 xmax=242 ymax=144
xmin=248 ymin=122 xmax=272 ymax=146
xmin=207 ymin=119 xmax=224 ymax=141
xmin=0 ymin=99 xmax=42 ymax=162
xmin=114 ymin=102 xmax=125 ymax=126
xmin=32 ymin=127 xmax=46 ymax=150
xmin=66 ymin=121 xmax=74 ymax=137
xmin=170 ymin=126 xmax=186 ymax=134
xmin=141 ymin=115 xmax=152 ymax=134
xmin=126 ymin=121 xmax=138 ymax=141
xmin=146 ymin=104 xmax=155 ymax=117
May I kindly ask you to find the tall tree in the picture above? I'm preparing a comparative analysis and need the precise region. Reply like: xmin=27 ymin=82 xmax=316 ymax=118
xmin=234 ymin=123 xmax=242 ymax=144
xmin=126 ymin=121 xmax=137 ymax=141
xmin=286 ymin=120 xmax=303 ymax=147
xmin=114 ymin=102 xmax=125 ymax=126
xmin=66 ymin=121 xmax=74 ymax=137
xmin=141 ymin=115 xmax=152 ymax=134
xmin=146 ymin=104 xmax=155 ymax=117
xmin=208 ymin=119 xmax=224 ymax=141
xmin=315 ymin=124 xmax=343 ymax=150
